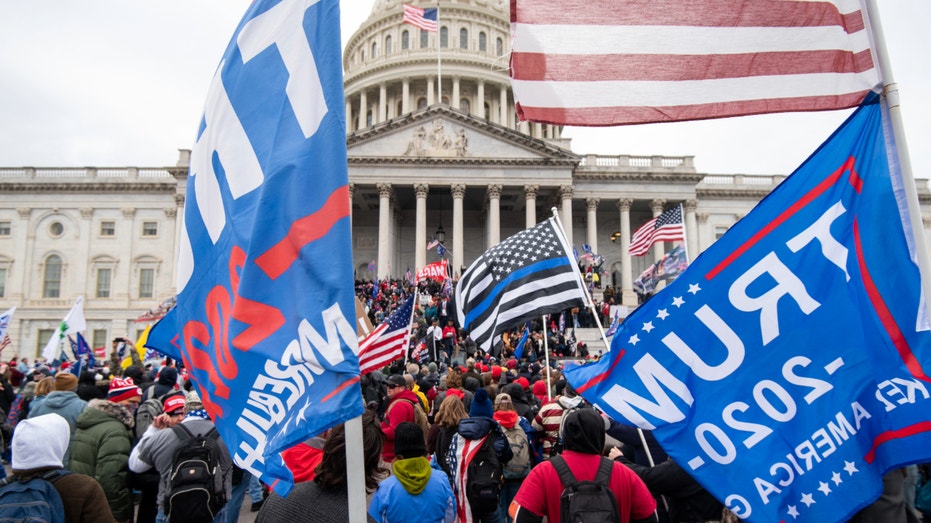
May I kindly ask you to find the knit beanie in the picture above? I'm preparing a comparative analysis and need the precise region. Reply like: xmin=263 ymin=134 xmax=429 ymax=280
xmin=54 ymin=372 xmax=79 ymax=391
xmin=185 ymin=389 xmax=205 ymax=413
xmin=533 ymin=380 xmax=548 ymax=402
xmin=470 ymin=388 xmax=494 ymax=418
xmin=393 ymin=422 xmax=426 ymax=458
xmin=108 ymin=376 xmax=142 ymax=403
xmin=12 ymin=413 xmax=70 ymax=471
xmin=491 ymin=366 xmax=502 ymax=380
xmin=516 ymin=377 xmax=530 ymax=390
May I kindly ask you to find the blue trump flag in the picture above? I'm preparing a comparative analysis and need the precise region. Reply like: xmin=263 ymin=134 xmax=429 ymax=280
xmin=565 ymin=94 xmax=931 ymax=523
xmin=513 ymin=323 xmax=531 ymax=360
xmin=158 ymin=0 xmax=362 ymax=496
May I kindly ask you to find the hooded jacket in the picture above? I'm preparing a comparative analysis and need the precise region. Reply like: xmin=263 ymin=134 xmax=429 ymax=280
xmin=382 ymin=389 xmax=423 ymax=462
xmin=76 ymin=370 xmax=106 ymax=401
xmin=68 ymin=398 xmax=135 ymax=522
xmin=368 ymin=457 xmax=457 ymax=523
xmin=28 ymin=390 xmax=87 ymax=433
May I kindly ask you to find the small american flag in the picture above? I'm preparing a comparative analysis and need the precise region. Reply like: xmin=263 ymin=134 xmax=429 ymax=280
xmin=0 ymin=335 xmax=11 ymax=354
xmin=629 ymin=205 xmax=685 ymax=256
xmin=358 ymin=296 xmax=415 ymax=374
xmin=426 ymin=238 xmax=440 ymax=251
xmin=403 ymin=4 xmax=438 ymax=32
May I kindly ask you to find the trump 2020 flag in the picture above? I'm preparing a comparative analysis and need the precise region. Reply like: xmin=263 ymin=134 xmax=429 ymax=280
xmin=565 ymin=94 xmax=931 ymax=523
xmin=167 ymin=0 xmax=361 ymax=496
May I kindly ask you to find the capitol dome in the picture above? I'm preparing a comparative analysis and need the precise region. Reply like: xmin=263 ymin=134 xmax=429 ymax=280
xmin=343 ymin=0 xmax=562 ymax=142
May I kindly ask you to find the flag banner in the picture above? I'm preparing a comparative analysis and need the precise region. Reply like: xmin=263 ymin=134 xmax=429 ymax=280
xmin=0 ymin=335 xmax=10 ymax=354
xmin=134 ymin=296 xmax=177 ymax=323
xmin=0 ymin=306 xmax=15 ymax=345
xmin=510 ymin=0 xmax=879 ymax=126
xmin=559 ymin=311 xmax=566 ymax=333
xmin=604 ymin=314 xmax=620 ymax=338
xmin=121 ymin=325 xmax=152 ymax=369
xmin=513 ymin=324 xmax=531 ymax=360
xmin=403 ymin=3 xmax=438 ymax=32
xmin=416 ymin=260 xmax=449 ymax=283
xmin=455 ymin=217 xmax=587 ymax=352
xmin=68 ymin=334 xmax=93 ymax=376
xmin=144 ymin=307 xmax=182 ymax=362
xmin=564 ymin=95 xmax=931 ymax=523
xmin=359 ymin=296 xmax=415 ymax=374
xmin=633 ymin=244 xmax=690 ymax=295
xmin=42 ymin=296 xmax=86 ymax=362
xmin=437 ymin=243 xmax=447 ymax=257
xmin=427 ymin=238 xmax=440 ymax=251
xmin=163 ymin=0 xmax=362 ymax=496
xmin=629 ymin=205 xmax=685 ymax=256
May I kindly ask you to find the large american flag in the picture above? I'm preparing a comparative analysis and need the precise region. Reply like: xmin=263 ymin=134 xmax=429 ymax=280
xmin=403 ymin=3 xmax=438 ymax=32
xmin=629 ymin=205 xmax=685 ymax=256
xmin=358 ymin=296 xmax=415 ymax=374
xmin=510 ymin=0 xmax=879 ymax=126
xmin=455 ymin=217 xmax=587 ymax=352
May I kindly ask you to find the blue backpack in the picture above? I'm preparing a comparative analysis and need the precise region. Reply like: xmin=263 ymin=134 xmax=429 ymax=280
xmin=0 ymin=469 xmax=70 ymax=523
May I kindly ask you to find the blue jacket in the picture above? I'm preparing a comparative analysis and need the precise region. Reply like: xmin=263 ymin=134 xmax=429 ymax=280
xmin=29 ymin=390 xmax=87 ymax=434
xmin=369 ymin=464 xmax=456 ymax=523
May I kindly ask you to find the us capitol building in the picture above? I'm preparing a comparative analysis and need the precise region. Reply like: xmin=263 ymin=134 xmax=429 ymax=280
xmin=1 ymin=0 xmax=929 ymax=357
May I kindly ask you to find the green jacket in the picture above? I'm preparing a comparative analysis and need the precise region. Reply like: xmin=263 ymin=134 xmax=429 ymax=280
xmin=68 ymin=399 xmax=135 ymax=522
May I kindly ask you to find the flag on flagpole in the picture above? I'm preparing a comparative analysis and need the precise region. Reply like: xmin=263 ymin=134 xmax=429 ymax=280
xmin=358 ymin=296 xmax=415 ymax=374
xmin=0 ymin=335 xmax=10 ymax=354
xmin=628 ymin=205 xmax=685 ymax=256
xmin=403 ymin=3 xmax=438 ymax=32
xmin=455 ymin=217 xmax=587 ymax=352
xmin=558 ymin=312 xmax=566 ymax=333
xmin=564 ymin=95 xmax=931 ymax=523
xmin=42 ymin=296 xmax=86 ymax=362
xmin=156 ymin=0 xmax=363 ymax=496
xmin=68 ymin=334 xmax=94 ymax=376
xmin=417 ymin=260 xmax=449 ymax=283
xmin=427 ymin=238 xmax=440 ymax=251
xmin=437 ymin=243 xmax=447 ymax=257
xmin=0 ymin=306 xmax=15 ymax=353
xmin=604 ymin=314 xmax=620 ymax=337
xmin=510 ymin=0 xmax=879 ymax=126
xmin=513 ymin=324 xmax=531 ymax=360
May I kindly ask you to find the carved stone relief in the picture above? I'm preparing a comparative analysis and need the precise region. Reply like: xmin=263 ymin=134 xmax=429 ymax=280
xmin=403 ymin=120 xmax=470 ymax=157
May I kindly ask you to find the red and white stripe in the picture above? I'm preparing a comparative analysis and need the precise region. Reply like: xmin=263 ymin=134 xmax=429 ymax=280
xmin=453 ymin=435 xmax=488 ymax=523
xmin=629 ymin=220 xmax=685 ymax=256
xmin=358 ymin=322 xmax=408 ymax=374
xmin=403 ymin=4 xmax=438 ymax=32
xmin=510 ymin=0 xmax=880 ymax=126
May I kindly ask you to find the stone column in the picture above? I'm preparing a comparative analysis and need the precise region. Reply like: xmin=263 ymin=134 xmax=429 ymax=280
xmin=586 ymin=197 xmax=599 ymax=254
xmin=378 ymin=83 xmax=387 ymax=123
xmin=617 ymin=198 xmax=636 ymax=306
xmin=534 ymin=123 xmax=543 ymax=139
xmin=650 ymin=198 xmax=667 ymax=291
xmin=524 ymin=184 xmax=538 ymax=228
xmin=402 ymin=77 xmax=410 ymax=114
xmin=415 ymin=183 xmax=429 ymax=270
xmin=452 ymin=184 xmax=466 ymax=277
xmin=697 ymin=213 xmax=709 ymax=254
xmin=427 ymin=76 xmax=435 ymax=106
xmin=560 ymin=185 xmax=574 ymax=247
xmin=377 ymin=183 xmax=392 ymax=278
xmin=476 ymin=80 xmax=485 ymax=118
xmin=452 ymin=76 xmax=460 ymax=110
xmin=358 ymin=90 xmax=367 ymax=130
xmin=348 ymin=183 xmax=355 ymax=227
xmin=500 ymin=87 xmax=508 ymax=126
xmin=685 ymin=199 xmax=699 ymax=262
xmin=488 ymin=184 xmax=502 ymax=246
xmin=345 ymin=100 xmax=352 ymax=132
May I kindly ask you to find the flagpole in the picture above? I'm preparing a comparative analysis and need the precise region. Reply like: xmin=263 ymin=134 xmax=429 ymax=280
xmin=436 ymin=1 xmax=441 ymax=106
xmin=552 ymin=208 xmax=613 ymax=354
xmin=862 ymin=0 xmax=931 ymax=320
xmin=676 ymin=203 xmax=691 ymax=265
xmin=542 ymin=314 xmax=552 ymax=393
xmin=345 ymin=414 xmax=367 ymax=523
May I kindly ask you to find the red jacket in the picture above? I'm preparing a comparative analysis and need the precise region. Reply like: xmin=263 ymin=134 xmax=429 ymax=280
xmin=381 ymin=389 xmax=420 ymax=462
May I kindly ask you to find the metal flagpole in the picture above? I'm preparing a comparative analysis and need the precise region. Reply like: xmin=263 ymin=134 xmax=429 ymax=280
xmin=436 ymin=1 xmax=441 ymax=105
xmin=862 ymin=0 xmax=931 ymax=320
xmin=676 ymin=203 xmax=691 ymax=265
xmin=551 ymin=207 xmax=613 ymax=354
xmin=542 ymin=314 xmax=552 ymax=392
xmin=345 ymin=415 xmax=367 ymax=523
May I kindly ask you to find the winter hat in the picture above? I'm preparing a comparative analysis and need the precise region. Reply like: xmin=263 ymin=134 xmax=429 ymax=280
xmin=157 ymin=366 xmax=179 ymax=386
xmin=469 ymin=388 xmax=494 ymax=418
xmin=163 ymin=393 xmax=187 ymax=415
xmin=427 ymin=362 xmax=438 ymax=373
xmin=108 ymin=377 xmax=142 ymax=403
xmin=393 ymin=422 xmax=427 ymax=458
xmin=185 ymin=389 xmax=205 ymax=413
xmin=533 ymin=380 xmax=548 ymax=402
xmin=54 ymin=372 xmax=78 ymax=391
xmin=516 ymin=377 xmax=530 ymax=390
xmin=561 ymin=408 xmax=606 ymax=455
xmin=505 ymin=358 xmax=518 ymax=370
xmin=491 ymin=366 xmax=502 ymax=380
xmin=12 ymin=413 xmax=70 ymax=471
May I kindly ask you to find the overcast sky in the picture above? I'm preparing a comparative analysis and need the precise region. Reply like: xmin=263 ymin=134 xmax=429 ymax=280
xmin=1 ymin=1 xmax=928 ymax=179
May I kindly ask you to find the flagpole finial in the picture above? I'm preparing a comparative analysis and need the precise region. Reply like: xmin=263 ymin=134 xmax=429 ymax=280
xmin=551 ymin=207 xmax=559 ymax=219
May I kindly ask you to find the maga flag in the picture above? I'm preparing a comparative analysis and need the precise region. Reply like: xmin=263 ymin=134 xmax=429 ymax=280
xmin=416 ymin=260 xmax=449 ymax=283
xmin=510 ymin=0 xmax=879 ymax=126
xmin=565 ymin=94 xmax=931 ymax=522
xmin=164 ymin=0 xmax=362 ymax=496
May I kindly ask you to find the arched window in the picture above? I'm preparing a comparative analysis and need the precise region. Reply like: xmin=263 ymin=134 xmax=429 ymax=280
xmin=440 ymin=27 xmax=448 ymax=48
xmin=417 ymin=97 xmax=428 ymax=110
xmin=460 ymin=28 xmax=468 ymax=49
xmin=441 ymin=95 xmax=450 ymax=105
xmin=371 ymin=42 xmax=377 ymax=59
xmin=385 ymin=35 xmax=392 ymax=55
xmin=479 ymin=32 xmax=487 ymax=52
xmin=43 ymin=254 xmax=62 ymax=298
xmin=420 ymin=29 xmax=429 ymax=48
xmin=397 ymin=101 xmax=403 ymax=116
xmin=366 ymin=110 xmax=373 ymax=127
xmin=361 ymin=49 xmax=365 ymax=62
xmin=496 ymin=37 xmax=504 ymax=56
xmin=460 ymin=98 xmax=471 ymax=113
xmin=402 ymin=30 xmax=409 ymax=50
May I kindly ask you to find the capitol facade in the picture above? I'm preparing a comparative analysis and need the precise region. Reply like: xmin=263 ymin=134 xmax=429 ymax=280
xmin=1 ymin=0 xmax=929 ymax=358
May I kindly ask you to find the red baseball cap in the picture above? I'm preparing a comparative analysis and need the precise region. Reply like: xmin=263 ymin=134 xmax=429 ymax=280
xmin=163 ymin=394 xmax=186 ymax=415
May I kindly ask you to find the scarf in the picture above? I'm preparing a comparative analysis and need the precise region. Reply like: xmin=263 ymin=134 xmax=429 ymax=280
xmin=185 ymin=409 xmax=211 ymax=421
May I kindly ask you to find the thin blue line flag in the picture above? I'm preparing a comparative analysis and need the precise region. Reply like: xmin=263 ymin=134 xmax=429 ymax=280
xmin=565 ymin=94 xmax=931 ymax=523
xmin=151 ymin=0 xmax=362 ymax=497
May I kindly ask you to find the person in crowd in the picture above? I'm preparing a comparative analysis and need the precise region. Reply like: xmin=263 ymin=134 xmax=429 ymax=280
xmin=427 ymin=394 xmax=468 ymax=481
xmin=8 ymin=414 xmax=113 ymax=523
xmin=132 ymin=393 xmax=186 ymax=523
xmin=129 ymin=390 xmax=232 ymax=523
xmin=494 ymin=393 xmax=537 ymax=523
xmin=369 ymin=422 xmax=457 ymax=523
xmin=0 ymin=364 xmax=15 ymax=417
xmin=28 ymin=372 xmax=87 ymax=434
xmin=26 ymin=375 xmax=55 ymax=415
xmin=433 ymin=369 xmax=473 ymax=417
xmin=69 ymin=376 xmax=142 ymax=523
xmin=143 ymin=366 xmax=179 ymax=401
xmin=381 ymin=373 xmax=421 ymax=462
xmin=258 ymin=409 xmax=387 ymax=522
xmin=532 ymin=381 xmax=584 ymax=459
xmin=510 ymin=409 xmax=658 ymax=523
xmin=76 ymin=370 xmax=106 ymax=401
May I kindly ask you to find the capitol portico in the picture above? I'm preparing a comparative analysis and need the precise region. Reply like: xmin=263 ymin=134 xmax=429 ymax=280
xmin=1 ymin=0 xmax=929 ymax=357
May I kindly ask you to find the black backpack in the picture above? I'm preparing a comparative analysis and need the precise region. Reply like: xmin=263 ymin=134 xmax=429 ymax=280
xmin=466 ymin=435 xmax=503 ymax=513
xmin=551 ymin=455 xmax=620 ymax=523
xmin=164 ymin=424 xmax=225 ymax=523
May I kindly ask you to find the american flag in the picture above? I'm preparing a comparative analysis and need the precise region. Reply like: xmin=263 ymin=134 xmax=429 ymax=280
xmin=455 ymin=217 xmax=587 ymax=352
xmin=0 ymin=335 xmax=11 ymax=354
xmin=358 ymin=296 xmax=415 ymax=374
xmin=629 ymin=205 xmax=685 ymax=256
xmin=427 ymin=238 xmax=440 ymax=251
xmin=403 ymin=3 xmax=438 ymax=32
xmin=510 ymin=0 xmax=878 ymax=126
